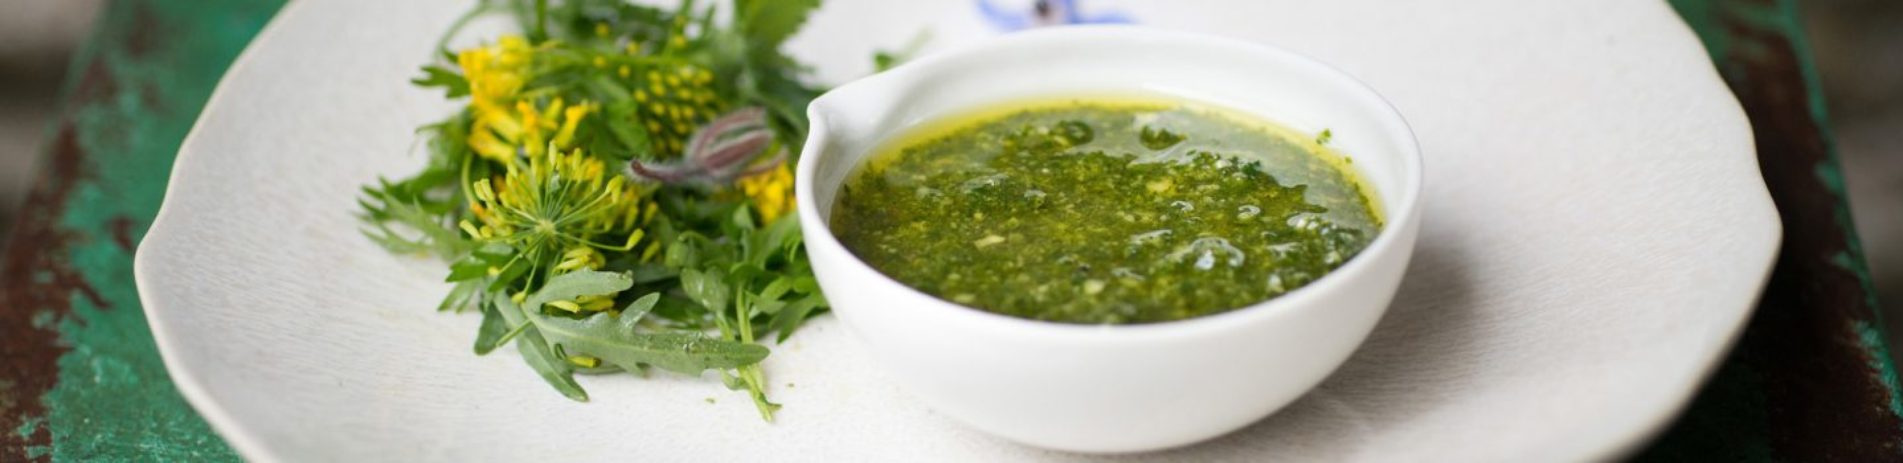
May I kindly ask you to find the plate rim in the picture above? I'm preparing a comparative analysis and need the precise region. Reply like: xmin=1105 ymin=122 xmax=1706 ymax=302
xmin=133 ymin=1 xmax=315 ymax=460
xmin=1568 ymin=2 xmax=1782 ymax=459
xmin=131 ymin=1 xmax=1785 ymax=461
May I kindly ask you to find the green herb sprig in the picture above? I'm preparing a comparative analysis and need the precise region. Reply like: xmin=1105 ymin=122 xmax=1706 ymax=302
xmin=358 ymin=0 xmax=828 ymax=421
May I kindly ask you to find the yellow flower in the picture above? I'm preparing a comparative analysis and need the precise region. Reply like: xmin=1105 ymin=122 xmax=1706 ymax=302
xmin=548 ymin=246 xmax=621 ymax=314
xmin=737 ymin=163 xmax=795 ymax=223
xmin=460 ymin=148 xmax=650 ymax=268
xmin=552 ymin=103 xmax=590 ymax=148
xmin=470 ymin=97 xmax=596 ymax=162
xmin=455 ymin=36 xmax=597 ymax=162
xmin=553 ymin=246 xmax=607 ymax=273
xmin=458 ymin=35 xmax=531 ymax=115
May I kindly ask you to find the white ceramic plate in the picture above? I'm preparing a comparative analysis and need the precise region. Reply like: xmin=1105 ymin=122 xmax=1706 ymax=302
xmin=135 ymin=0 xmax=1778 ymax=461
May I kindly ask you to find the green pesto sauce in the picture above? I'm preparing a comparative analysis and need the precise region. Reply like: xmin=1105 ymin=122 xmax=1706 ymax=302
xmin=831 ymin=99 xmax=1381 ymax=324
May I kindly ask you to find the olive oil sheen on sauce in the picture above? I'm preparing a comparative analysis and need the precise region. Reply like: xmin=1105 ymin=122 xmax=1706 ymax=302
xmin=831 ymin=98 xmax=1381 ymax=324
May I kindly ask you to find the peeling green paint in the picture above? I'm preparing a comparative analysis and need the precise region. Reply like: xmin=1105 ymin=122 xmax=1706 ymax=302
xmin=12 ymin=415 xmax=46 ymax=460
xmin=1672 ymin=0 xmax=1836 ymax=132
xmin=1649 ymin=0 xmax=1903 ymax=459
xmin=18 ymin=0 xmax=283 ymax=460
xmin=1858 ymin=320 xmax=1903 ymax=420
xmin=1684 ymin=0 xmax=1896 ymax=390
xmin=1774 ymin=0 xmax=1836 ymax=144
xmin=1816 ymin=160 xmax=1847 ymax=197
xmin=1668 ymin=0 xmax=1796 ymax=68
xmin=1835 ymin=251 xmax=1882 ymax=309
xmin=29 ymin=310 xmax=56 ymax=329
xmin=1833 ymin=251 xmax=1858 ymax=272
xmin=1824 ymin=164 xmax=1881 ymax=315
xmin=10 ymin=412 xmax=36 ymax=439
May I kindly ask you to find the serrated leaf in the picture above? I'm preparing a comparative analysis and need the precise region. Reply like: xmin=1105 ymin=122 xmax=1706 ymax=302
xmin=664 ymin=236 xmax=702 ymax=269
xmin=622 ymin=292 xmax=661 ymax=321
xmin=360 ymin=226 xmax=431 ymax=255
xmin=495 ymin=295 xmax=587 ymax=401
xmin=726 ymin=262 xmax=766 ymax=285
xmin=679 ymin=268 xmax=730 ymax=312
xmin=761 ymin=214 xmax=802 ymax=259
xmin=357 ymin=185 xmax=468 ymax=258
xmin=474 ymin=295 xmax=511 ymax=354
xmin=360 ymin=0 xmax=844 ymax=417
xmin=518 ymin=328 xmax=589 ymax=401
xmin=602 ymin=99 xmax=654 ymax=160
xmin=438 ymin=280 xmax=480 ymax=312
xmin=753 ymin=277 xmax=790 ymax=315
xmin=730 ymin=205 xmax=757 ymax=230
xmin=412 ymin=65 xmax=472 ymax=98
xmin=759 ymin=277 xmax=792 ymax=301
xmin=752 ymin=298 xmax=786 ymax=317
xmin=486 ymin=259 xmax=532 ymax=292
xmin=531 ymin=310 xmax=768 ymax=375
xmin=771 ymin=292 xmax=827 ymax=343
xmin=627 ymin=263 xmax=678 ymax=284
xmin=648 ymin=294 xmax=708 ymax=324
xmin=473 ymin=242 xmax=515 ymax=262
xmin=734 ymin=0 xmax=818 ymax=50
xmin=446 ymin=255 xmax=492 ymax=282
xmin=526 ymin=270 xmax=634 ymax=311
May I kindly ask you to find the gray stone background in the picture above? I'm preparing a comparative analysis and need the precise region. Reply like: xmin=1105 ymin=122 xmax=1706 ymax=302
xmin=0 ymin=1 xmax=1897 ymax=356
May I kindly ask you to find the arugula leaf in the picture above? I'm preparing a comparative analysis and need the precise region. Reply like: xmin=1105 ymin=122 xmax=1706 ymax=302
xmin=679 ymin=268 xmax=731 ymax=314
xmin=474 ymin=293 xmax=513 ymax=354
xmin=486 ymin=259 xmax=532 ymax=292
xmin=357 ymin=187 xmax=468 ymax=257
xmin=412 ymin=65 xmax=471 ymax=98
xmin=647 ymin=294 xmax=711 ymax=326
xmin=473 ymin=242 xmax=515 ymax=261
xmin=515 ymin=273 xmax=765 ymax=376
xmin=759 ymin=277 xmax=792 ymax=304
xmin=729 ymin=202 xmax=757 ymax=231
xmin=517 ymin=328 xmax=589 ymax=401
xmin=733 ymin=0 xmax=818 ymax=51
xmin=525 ymin=270 xmax=634 ymax=311
xmin=370 ymin=0 xmax=838 ymax=416
xmin=438 ymin=280 xmax=481 ymax=313
xmin=872 ymin=51 xmax=901 ymax=73
xmin=664 ymin=234 xmax=704 ymax=269
xmin=530 ymin=304 xmax=768 ymax=375
xmin=625 ymin=262 xmax=678 ymax=284
xmin=621 ymin=292 xmax=662 ymax=321
xmin=449 ymin=243 xmax=515 ymax=283
xmin=600 ymin=99 xmax=655 ymax=160
xmin=749 ymin=214 xmax=801 ymax=267
xmin=496 ymin=295 xmax=588 ymax=401
xmin=446 ymin=255 xmax=493 ymax=282
xmin=356 ymin=114 xmax=476 ymax=259
xmin=770 ymin=292 xmax=827 ymax=342
xmin=872 ymin=31 xmax=931 ymax=73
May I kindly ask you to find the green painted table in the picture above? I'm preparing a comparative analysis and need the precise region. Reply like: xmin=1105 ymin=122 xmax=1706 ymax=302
xmin=3 ymin=0 xmax=1897 ymax=460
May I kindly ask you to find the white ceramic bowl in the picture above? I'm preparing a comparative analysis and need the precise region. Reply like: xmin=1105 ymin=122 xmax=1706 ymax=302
xmin=795 ymin=26 xmax=1422 ymax=453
